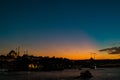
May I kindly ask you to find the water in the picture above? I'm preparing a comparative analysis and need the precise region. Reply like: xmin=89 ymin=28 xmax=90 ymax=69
xmin=0 ymin=68 xmax=120 ymax=80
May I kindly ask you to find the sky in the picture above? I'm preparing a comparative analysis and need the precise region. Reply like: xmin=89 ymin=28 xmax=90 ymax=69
xmin=0 ymin=0 xmax=120 ymax=59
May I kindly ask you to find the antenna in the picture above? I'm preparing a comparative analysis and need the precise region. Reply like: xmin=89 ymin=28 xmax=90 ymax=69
xmin=89 ymin=52 xmax=93 ymax=58
xmin=90 ymin=52 xmax=96 ymax=59
xmin=93 ymin=53 xmax=96 ymax=60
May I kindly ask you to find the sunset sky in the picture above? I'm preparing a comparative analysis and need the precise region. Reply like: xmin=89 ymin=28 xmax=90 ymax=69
xmin=0 ymin=0 xmax=120 ymax=59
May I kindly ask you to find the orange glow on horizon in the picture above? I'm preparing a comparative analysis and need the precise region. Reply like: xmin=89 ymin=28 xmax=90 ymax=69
xmin=33 ymin=51 xmax=120 ymax=60
xmin=2 ymin=32 xmax=120 ymax=60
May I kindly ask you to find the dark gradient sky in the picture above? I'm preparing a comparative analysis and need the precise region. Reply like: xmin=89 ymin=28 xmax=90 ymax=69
xmin=0 ymin=0 xmax=120 ymax=59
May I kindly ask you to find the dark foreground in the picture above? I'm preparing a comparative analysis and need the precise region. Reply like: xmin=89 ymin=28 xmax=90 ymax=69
xmin=0 ymin=68 xmax=120 ymax=80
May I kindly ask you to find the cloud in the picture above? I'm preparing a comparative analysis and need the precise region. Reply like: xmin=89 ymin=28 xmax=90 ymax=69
xmin=99 ymin=47 xmax=120 ymax=54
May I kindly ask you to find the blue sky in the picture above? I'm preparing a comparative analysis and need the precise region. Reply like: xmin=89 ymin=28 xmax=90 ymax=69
xmin=0 ymin=0 xmax=120 ymax=59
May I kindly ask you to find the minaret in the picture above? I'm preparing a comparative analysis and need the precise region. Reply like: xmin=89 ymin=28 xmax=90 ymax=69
xmin=15 ymin=48 xmax=18 ymax=54
xmin=18 ymin=46 xmax=20 ymax=56
xmin=26 ymin=50 xmax=28 ymax=54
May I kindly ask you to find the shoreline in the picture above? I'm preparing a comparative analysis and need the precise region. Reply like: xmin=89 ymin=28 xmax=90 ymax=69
xmin=0 ymin=68 xmax=120 ymax=80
